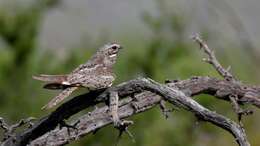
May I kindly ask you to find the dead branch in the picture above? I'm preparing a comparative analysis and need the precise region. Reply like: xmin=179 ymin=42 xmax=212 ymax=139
xmin=192 ymin=34 xmax=254 ymax=122
xmin=191 ymin=33 xmax=234 ymax=81
xmin=1 ymin=76 xmax=260 ymax=146
xmin=29 ymin=78 xmax=250 ymax=146
xmin=0 ymin=117 xmax=35 ymax=141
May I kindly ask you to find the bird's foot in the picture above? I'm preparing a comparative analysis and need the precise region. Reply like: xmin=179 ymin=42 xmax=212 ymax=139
xmin=114 ymin=119 xmax=135 ymax=146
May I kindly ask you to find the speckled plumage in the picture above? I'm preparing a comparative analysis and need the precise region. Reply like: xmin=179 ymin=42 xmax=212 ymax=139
xmin=33 ymin=43 xmax=122 ymax=109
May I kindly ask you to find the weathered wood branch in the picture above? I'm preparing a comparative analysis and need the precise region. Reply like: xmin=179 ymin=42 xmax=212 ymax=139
xmin=2 ymin=76 xmax=259 ymax=146
xmin=192 ymin=34 xmax=255 ymax=121
xmin=167 ymin=76 xmax=260 ymax=108
xmin=192 ymin=34 xmax=235 ymax=81
xmin=30 ymin=94 xmax=158 ymax=146
xmin=29 ymin=78 xmax=251 ymax=146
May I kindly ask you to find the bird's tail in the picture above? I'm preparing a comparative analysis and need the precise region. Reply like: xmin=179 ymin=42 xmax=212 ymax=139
xmin=41 ymin=87 xmax=78 ymax=110
xmin=33 ymin=74 xmax=68 ymax=82
xmin=33 ymin=74 xmax=69 ymax=90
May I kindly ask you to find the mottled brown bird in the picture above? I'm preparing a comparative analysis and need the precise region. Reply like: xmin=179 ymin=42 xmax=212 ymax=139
xmin=33 ymin=43 xmax=122 ymax=110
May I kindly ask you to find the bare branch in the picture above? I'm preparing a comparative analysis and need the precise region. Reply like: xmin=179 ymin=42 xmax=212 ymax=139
xmin=229 ymin=95 xmax=253 ymax=125
xmin=191 ymin=33 xmax=235 ymax=81
xmin=167 ymin=76 xmax=260 ymax=108
xmin=0 ymin=117 xmax=9 ymax=132
xmin=30 ymin=78 xmax=250 ymax=146
xmin=191 ymin=34 xmax=255 ymax=123
xmin=2 ymin=76 xmax=260 ymax=146
xmin=9 ymin=117 xmax=36 ymax=132
xmin=0 ymin=117 xmax=35 ymax=141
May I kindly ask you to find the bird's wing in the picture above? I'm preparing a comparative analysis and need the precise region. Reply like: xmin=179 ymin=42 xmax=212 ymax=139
xmin=71 ymin=63 xmax=101 ymax=75
xmin=41 ymin=87 xmax=78 ymax=110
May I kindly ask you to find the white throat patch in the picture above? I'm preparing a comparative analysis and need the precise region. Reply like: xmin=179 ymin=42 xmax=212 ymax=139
xmin=109 ymin=54 xmax=117 ymax=58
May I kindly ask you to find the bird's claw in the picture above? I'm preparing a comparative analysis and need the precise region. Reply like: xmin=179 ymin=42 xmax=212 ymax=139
xmin=114 ymin=120 xmax=135 ymax=145
xmin=114 ymin=120 xmax=133 ymax=129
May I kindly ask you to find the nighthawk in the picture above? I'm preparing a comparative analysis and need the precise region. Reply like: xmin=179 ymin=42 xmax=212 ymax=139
xmin=33 ymin=43 xmax=122 ymax=110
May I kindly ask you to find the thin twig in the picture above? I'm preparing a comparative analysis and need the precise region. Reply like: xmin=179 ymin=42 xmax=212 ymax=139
xmin=0 ymin=117 xmax=36 ymax=141
xmin=229 ymin=95 xmax=253 ymax=125
xmin=9 ymin=117 xmax=36 ymax=132
xmin=0 ymin=117 xmax=9 ymax=132
xmin=191 ymin=33 xmax=235 ymax=81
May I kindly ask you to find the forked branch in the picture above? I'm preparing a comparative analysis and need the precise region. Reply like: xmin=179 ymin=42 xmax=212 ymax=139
xmin=192 ymin=34 xmax=255 ymax=122
xmin=191 ymin=33 xmax=235 ymax=81
xmin=30 ymin=78 xmax=250 ymax=146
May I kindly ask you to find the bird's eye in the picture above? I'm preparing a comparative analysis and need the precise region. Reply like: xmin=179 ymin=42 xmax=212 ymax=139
xmin=111 ymin=46 xmax=118 ymax=50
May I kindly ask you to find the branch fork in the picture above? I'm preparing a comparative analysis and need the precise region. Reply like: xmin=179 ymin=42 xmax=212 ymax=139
xmin=192 ymin=33 xmax=253 ymax=122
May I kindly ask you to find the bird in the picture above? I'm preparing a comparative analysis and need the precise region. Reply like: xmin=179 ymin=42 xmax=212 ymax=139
xmin=33 ymin=43 xmax=122 ymax=110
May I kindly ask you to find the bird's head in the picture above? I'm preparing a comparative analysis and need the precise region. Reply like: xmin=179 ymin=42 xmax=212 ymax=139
xmin=102 ymin=43 xmax=122 ymax=56
xmin=97 ymin=43 xmax=122 ymax=67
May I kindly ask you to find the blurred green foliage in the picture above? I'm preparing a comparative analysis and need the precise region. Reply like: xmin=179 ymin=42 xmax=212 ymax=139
xmin=0 ymin=0 xmax=259 ymax=146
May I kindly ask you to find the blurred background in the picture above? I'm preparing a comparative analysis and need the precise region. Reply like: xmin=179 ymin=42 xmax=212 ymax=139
xmin=0 ymin=0 xmax=260 ymax=145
